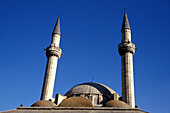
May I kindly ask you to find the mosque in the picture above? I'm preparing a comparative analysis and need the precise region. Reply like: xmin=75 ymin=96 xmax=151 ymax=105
xmin=0 ymin=11 xmax=148 ymax=113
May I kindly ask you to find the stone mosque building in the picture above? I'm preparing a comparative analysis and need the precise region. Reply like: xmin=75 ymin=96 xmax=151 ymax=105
xmin=0 ymin=11 xmax=148 ymax=113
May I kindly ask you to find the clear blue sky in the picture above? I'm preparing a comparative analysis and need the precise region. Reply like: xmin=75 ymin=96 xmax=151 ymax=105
xmin=0 ymin=0 xmax=169 ymax=113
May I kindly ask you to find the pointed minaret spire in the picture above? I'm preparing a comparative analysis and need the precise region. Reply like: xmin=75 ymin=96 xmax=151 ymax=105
xmin=52 ymin=15 xmax=61 ymax=35
xmin=121 ymin=9 xmax=131 ymax=31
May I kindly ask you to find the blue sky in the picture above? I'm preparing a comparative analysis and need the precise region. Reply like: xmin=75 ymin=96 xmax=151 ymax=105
xmin=0 ymin=0 xmax=169 ymax=113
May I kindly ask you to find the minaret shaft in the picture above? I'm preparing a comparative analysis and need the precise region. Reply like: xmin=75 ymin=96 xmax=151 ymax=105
xmin=41 ymin=56 xmax=59 ymax=100
xmin=51 ymin=34 xmax=61 ymax=47
xmin=121 ymin=53 xmax=135 ymax=107
xmin=121 ymin=29 xmax=131 ymax=42
xmin=118 ymin=11 xmax=135 ymax=108
xmin=41 ymin=17 xmax=62 ymax=100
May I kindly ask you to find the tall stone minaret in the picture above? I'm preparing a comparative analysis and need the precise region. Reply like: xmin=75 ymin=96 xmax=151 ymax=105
xmin=41 ymin=16 xmax=62 ymax=100
xmin=118 ymin=10 xmax=136 ymax=108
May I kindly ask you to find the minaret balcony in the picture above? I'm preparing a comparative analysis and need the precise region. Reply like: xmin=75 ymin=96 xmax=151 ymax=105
xmin=118 ymin=42 xmax=135 ymax=55
xmin=46 ymin=44 xmax=62 ymax=58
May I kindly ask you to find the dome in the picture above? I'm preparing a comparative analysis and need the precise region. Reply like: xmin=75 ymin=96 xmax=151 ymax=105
xmin=65 ymin=82 xmax=116 ymax=96
xmin=31 ymin=100 xmax=57 ymax=107
xmin=58 ymin=97 xmax=93 ymax=107
xmin=103 ymin=100 xmax=131 ymax=108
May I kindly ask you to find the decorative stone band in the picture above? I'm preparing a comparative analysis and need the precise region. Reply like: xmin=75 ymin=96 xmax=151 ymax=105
xmin=46 ymin=44 xmax=62 ymax=59
xmin=118 ymin=42 xmax=135 ymax=55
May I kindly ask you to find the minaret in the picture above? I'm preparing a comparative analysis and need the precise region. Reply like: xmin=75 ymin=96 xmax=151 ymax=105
xmin=41 ymin=16 xmax=62 ymax=100
xmin=118 ymin=10 xmax=136 ymax=108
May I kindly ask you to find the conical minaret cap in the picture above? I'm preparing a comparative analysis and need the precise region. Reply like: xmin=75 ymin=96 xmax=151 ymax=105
xmin=52 ymin=16 xmax=61 ymax=35
xmin=121 ymin=10 xmax=131 ymax=31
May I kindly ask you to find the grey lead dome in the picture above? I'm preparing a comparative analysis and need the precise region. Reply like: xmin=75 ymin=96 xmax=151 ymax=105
xmin=65 ymin=82 xmax=116 ymax=96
